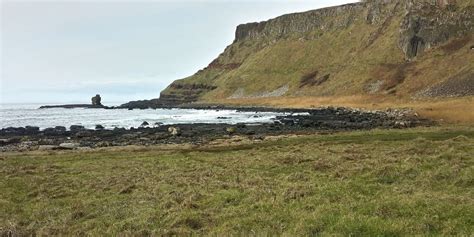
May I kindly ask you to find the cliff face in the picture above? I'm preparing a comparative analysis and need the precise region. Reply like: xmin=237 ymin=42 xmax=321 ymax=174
xmin=400 ymin=0 xmax=473 ymax=58
xmin=234 ymin=3 xmax=363 ymax=42
xmin=156 ymin=0 xmax=474 ymax=106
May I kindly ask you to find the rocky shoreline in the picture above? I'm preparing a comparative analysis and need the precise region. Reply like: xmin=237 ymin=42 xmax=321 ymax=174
xmin=0 ymin=107 xmax=433 ymax=152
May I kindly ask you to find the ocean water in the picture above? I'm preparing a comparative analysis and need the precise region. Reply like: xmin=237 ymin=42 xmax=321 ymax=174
xmin=0 ymin=103 xmax=288 ymax=130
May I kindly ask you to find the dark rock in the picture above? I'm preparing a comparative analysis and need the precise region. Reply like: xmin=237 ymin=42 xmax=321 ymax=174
xmin=0 ymin=137 xmax=21 ymax=145
xmin=91 ymin=94 xmax=102 ymax=106
xmin=302 ymin=119 xmax=314 ymax=127
xmin=0 ymin=127 xmax=26 ymax=136
xmin=39 ymin=104 xmax=106 ymax=109
xmin=236 ymin=123 xmax=247 ymax=128
xmin=25 ymin=126 xmax=40 ymax=134
xmin=113 ymin=127 xmax=127 ymax=133
xmin=245 ymin=130 xmax=256 ymax=135
xmin=75 ymin=130 xmax=93 ymax=138
xmin=42 ymin=128 xmax=55 ymax=135
xmin=40 ymin=94 xmax=105 ymax=109
xmin=43 ymin=127 xmax=67 ymax=136
xmin=140 ymin=121 xmax=149 ymax=127
xmin=95 ymin=125 xmax=105 ymax=130
xmin=280 ymin=119 xmax=295 ymax=126
xmin=399 ymin=1 xmax=473 ymax=59
xmin=55 ymin=126 xmax=66 ymax=132
xmin=70 ymin=125 xmax=85 ymax=132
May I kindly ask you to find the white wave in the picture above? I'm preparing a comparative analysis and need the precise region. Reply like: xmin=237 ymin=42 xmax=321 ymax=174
xmin=0 ymin=104 xmax=287 ymax=130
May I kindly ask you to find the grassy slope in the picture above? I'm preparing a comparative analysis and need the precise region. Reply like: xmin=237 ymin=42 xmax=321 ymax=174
xmin=1 ymin=126 xmax=473 ymax=235
xmin=164 ymin=1 xmax=473 ymax=102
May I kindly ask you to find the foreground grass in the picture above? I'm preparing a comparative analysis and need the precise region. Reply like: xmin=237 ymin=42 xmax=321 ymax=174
xmin=1 ymin=126 xmax=473 ymax=235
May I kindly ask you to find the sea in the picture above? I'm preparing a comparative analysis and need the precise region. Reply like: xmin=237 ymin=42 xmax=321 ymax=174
xmin=0 ymin=103 xmax=288 ymax=130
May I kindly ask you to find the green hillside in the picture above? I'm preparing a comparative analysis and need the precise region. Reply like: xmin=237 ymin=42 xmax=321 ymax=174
xmin=157 ymin=0 xmax=473 ymax=106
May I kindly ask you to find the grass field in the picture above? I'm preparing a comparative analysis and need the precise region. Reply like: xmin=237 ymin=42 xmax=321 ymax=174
xmin=1 ymin=126 xmax=473 ymax=235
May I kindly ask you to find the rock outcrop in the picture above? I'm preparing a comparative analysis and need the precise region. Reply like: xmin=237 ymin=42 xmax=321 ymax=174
xmin=158 ymin=83 xmax=217 ymax=106
xmin=399 ymin=0 xmax=473 ymax=59
xmin=40 ymin=94 xmax=108 ymax=109
xmin=234 ymin=3 xmax=363 ymax=42
xmin=91 ymin=94 xmax=102 ymax=106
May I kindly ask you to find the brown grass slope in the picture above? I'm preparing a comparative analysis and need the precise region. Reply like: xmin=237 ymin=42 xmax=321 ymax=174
xmin=159 ymin=0 xmax=474 ymax=111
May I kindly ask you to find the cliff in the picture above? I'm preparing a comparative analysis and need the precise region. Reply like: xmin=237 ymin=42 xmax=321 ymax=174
xmin=135 ymin=0 xmax=474 ymax=107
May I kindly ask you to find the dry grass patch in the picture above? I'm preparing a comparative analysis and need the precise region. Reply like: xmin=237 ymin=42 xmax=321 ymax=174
xmin=209 ymin=96 xmax=474 ymax=124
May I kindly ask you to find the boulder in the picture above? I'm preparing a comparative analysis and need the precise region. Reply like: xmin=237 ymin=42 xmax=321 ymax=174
xmin=168 ymin=127 xmax=181 ymax=136
xmin=25 ymin=126 xmax=40 ymax=134
xmin=38 ymin=145 xmax=59 ymax=150
xmin=236 ymin=123 xmax=247 ymax=128
xmin=55 ymin=126 xmax=66 ymax=132
xmin=302 ymin=119 xmax=314 ymax=127
xmin=0 ymin=127 xmax=26 ymax=136
xmin=43 ymin=127 xmax=67 ymax=136
xmin=226 ymin=127 xmax=236 ymax=134
xmin=95 ymin=124 xmax=105 ymax=130
xmin=59 ymin=143 xmax=80 ymax=149
xmin=0 ymin=138 xmax=21 ymax=145
xmin=75 ymin=130 xmax=93 ymax=138
xmin=70 ymin=125 xmax=85 ymax=132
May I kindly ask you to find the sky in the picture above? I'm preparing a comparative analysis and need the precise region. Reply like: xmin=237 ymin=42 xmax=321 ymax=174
xmin=1 ymin=0 xmax=357 ymax=104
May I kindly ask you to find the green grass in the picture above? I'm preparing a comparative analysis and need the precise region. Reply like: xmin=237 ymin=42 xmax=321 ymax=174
xmin=1 ymin=126 xmax=474 ymax=235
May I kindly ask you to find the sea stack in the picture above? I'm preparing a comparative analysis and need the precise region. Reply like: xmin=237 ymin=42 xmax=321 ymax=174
xmin=91 ymin=94 xmax=102 ymax=106
xmin=39 ymin=94 xmax=106 ymax=109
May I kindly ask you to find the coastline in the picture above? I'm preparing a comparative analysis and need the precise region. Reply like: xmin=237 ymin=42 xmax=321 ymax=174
xmin=1 ymin=106 xmax=432 ymax=152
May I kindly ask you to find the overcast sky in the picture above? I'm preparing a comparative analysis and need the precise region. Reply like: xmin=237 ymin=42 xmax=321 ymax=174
xmin=1 ymin=0 xmax=357 ymax=104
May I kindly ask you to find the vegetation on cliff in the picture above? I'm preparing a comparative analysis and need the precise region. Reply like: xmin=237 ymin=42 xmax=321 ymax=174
xmin=157 ymin=0 xmax=473 ymax=106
